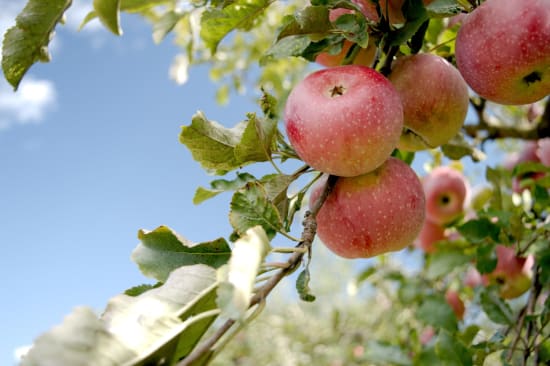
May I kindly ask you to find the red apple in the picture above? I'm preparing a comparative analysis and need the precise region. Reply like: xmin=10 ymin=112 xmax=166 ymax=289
xmin=536 ymin=138 xmax=550 ymax=166
xmin=389 ymin=53 xmax=469 ymax=151
xmin=310 ymin=157 xmax=425 ymax=258
xmin=422 ymin=166 xmax=468 ymax=225
xmin=483 ymin=245 xmax=534 ymax=299
xmin=464 ymin=267 xmax=487 ymax=289
xmin=455 ymin=0 xmax=550 ymax=105
xmin=445 ymin=289 xmax=465 ymax=320
xmin=284 ymin=65 xmax=403 ymax=177
xmin=414 ymin=218 xmax=446 ymax=253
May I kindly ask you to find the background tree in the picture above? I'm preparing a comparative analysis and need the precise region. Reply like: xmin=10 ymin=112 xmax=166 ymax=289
xmin=2 ymin=0 xmax=550 ymax=365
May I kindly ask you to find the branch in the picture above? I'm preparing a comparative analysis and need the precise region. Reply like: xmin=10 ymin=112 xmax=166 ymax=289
xmin=177 ymin=174 xmax=338 ymax=366
xmin=463 ymin=98 xmax=550 ymax=141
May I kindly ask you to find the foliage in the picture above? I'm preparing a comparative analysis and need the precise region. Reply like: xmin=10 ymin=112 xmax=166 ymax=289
xmin=2 ymin=0 xmax=550 ymax=365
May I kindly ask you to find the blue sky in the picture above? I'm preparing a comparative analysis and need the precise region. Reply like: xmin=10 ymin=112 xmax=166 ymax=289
xmin=0 ymin=1 xmax=265 ymax=363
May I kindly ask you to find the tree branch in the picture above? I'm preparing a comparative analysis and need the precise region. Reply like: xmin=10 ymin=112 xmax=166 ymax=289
xmin=177 ymin=174 xmax=338 ymax=366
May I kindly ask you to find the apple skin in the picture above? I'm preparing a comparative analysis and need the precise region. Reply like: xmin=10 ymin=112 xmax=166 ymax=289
xmin=464 ymin=267 xmax=487 ymax=289
xmin=483 ymin=245 xmax=534 ymax=299
xmin=284 ymin=65 xmax=403 ymax=177
xmin=389 ymin=53 xmax=469 ymax=151
xmin=536 ymin=138 xmax=550 ymax=166
xmin=455 ymin=0 xmax=550 ymax=105
xmin=414 ymin=218 xmax=446 ymax=253
xmin=310 ymin=157 xmax=425 ymax=259
xmin=422 ymin=166 xmax=468 ymax=225
xmin=445 ymin=290 xmax=465 ymax=320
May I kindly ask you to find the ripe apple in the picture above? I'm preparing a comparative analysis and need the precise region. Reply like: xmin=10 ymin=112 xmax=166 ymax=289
xmin=483 ymin=245 xmax=534 ymax=299
xmin=310 ymin=157 xmax=425 ymax=258
xmin=536 ymin=138 xmax=550 ymax=166
xmin=455 ymin=0 xmax=550 ymax=105
xmin=389 ymin=53 xmax=469 ymax=151
xmin=422 ymin=166 xmax=468 ymax=225
xmin=414 ymin=218 xmax=446 ymax=253
xmin=464 ymin=267 xmax=487 ymax=289
xmin=445 ymin=289 xmax=465 ymax=320
xmin=284 ymin=65 xmax=403 ymax=177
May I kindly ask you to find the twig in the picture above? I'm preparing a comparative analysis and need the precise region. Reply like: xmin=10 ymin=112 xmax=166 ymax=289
xmin=177 ymin=174 xmax=338 ymax=366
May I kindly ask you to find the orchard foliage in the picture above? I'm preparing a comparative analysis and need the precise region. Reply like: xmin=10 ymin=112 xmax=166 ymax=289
xmin=3 ymin=0 xmax=550 ymax=365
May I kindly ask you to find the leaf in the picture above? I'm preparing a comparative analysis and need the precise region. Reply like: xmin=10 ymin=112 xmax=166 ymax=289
xmin=234 ymin=113 xmax=278 ymax=164
xmin=132 ymin=226 xmax=231 ymax=282
xmin=153 ymin=10 xmax=185 ymax=44
xmin=2 ymin=0 xmax=72 ymax=90
xmin=457 ymin=218 xmax=500 ymax=244
xmin=22 ymin=265 xmax=220 ymax=366
xmin=441 ymin=133 xmax=486 ymax=162
xmin=426 ymin=249 xmax=472 ymax=279
xmin=480 ymin=288 xmax=515 ymax=325
xmin=179 ymin=111 xmax=245 ymax=174
xmin=124 ymin=282 xmax=162 ymax=296
xmin=217 ymin=226 xmax=271 ymax=319
xmin=229 ymin=181 xmax=283 ymax=239
xmin=260 ymin=173 xmax=296 ymax=221
xmin=277 ymin=6 xmax=332 ymax=40
xmin=261 ymin=35 xmax=312 ymax=65
xmin=435 ymin=329 xmax=473 ymax=366
xmin=425 ymin=0 xmax=463 ymax=17
xmin=362 ymin=340 xmax=412 ymax=366
xmin=200 ymin=0 xmax=272 ymax=53
xmin=296 ymin=269 xmax=316 ymax=302
xmin=93 ymin=0 xmax=122 ymax=35
xmin=417 ymin=295 xmax=458 ymax=332
xmin=194 ymin=172 xmax=256 ymax=204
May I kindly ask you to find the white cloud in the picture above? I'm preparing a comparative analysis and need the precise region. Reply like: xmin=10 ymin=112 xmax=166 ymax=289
xmin=0 ymin=77 xmax=57 ymax=130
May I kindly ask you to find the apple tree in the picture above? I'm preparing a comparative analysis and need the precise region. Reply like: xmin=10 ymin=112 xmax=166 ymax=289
xmin=3 ymin=0 xmax=550 ymax=365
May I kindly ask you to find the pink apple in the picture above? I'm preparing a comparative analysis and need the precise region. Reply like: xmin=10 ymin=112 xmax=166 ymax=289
xmin=536 ymin=138 xmax=550 ymax=166
xmin=414 ymin=218 xmax=446 ymax=253
xmin=389 ymin=53 xmax=469 ymax=151
xmin=506 ymin=141 xmax=544 ymax=193
xmin=445 ymin=289 xmax=465 ymax=320
xmin=464 ymin=267 xmax=487 ymax=289
xmin=310 ymin=157 xmax=425 ymax=258
xmin=284 ymin=65 xmax=403 ymax=177
xmin=483 ymin=245 xmax=534 ymax=299
xmin=419 ymin=326 xmax=436 ymax=345
xmin=422 ymin=166 xmax=468 ymax=225
xmin=455 ymin=0 xmax=550 ymax=105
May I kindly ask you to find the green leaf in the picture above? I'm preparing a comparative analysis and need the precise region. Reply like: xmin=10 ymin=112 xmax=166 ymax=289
xmin=234 ymin=113 xmax=278 ymax=164
xmin=260 ymin=173 xmax=295 ymax=220
xmin=200 ymin=0 xmax=272 ymax=53
xmin=2 ymin=0 xmax=72 ymax=90
xmin=457 ymin=218 xmax=500 ymax=244
xmin=153 ymin=10 xmax=185 ymax=44
xmin=425 ymin=0 xmax=463 ymax=17
xmin=194 ymin=172 xmax=256 ymax=205
xmin=93 ymin=0 xmax=122 ymax=35
xmin=435 ymin=329 xmax=473 ymax=366
xmin=217 ymin=226 xmax=271 ymax=319
xmin=441 ymin=133 xmax=486 ymax=162
xmin=426 ymin=249 xmax=472 ymax=279
xmin=229 ymin=181 xmax=282 ymax=239
xmin=132 ymin=225 xmax=231 ymax=282
xmin=296 ymin=269 xmax=316 ymax=302
xmin=261 ymin=35 xmax=312 ymax=64
xmin=480 ymin=288 xmax=515 ymax=325
xmin=180 ymin=111 xmax=245 ymax=174
xmin=362 ymin=340 xmax=412 ymax=366
xmin=277 ymin=6 xmax=332 ymax=40
xmin=124 ymin=282 xmax=162 ymax=296
xmin=417 ymin=295 xmax=458 ymax=331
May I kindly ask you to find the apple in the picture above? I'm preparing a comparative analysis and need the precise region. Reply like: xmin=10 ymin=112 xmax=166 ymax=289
xmin=284 ymin=65 xmax=403 ymax=177
xmin=419 ymin=326 xmax=435 ymax=345
xmin=536 ymin=138 xmax=550 ymax=166
xmin=505 ymin=141 xmax=544 ymax=193
xmin=422 ymin=166 xmax=468 ymax=225
xmin=483 ymin=245 xmax=534 ymax=299
xmin=310 ymin=157 xmax=425 ymax=258
xmin=414 ymin=218 xmax=446 ymax=253
xmin=445 ymin=289 xmax=465 ymax=320
xmin=464 ymin=267 xmax=487 ymax=289
xmin=389 ymin=53 xmax=469 ymax=151
xmin=455 ymin=0 xmax=550 ymax=105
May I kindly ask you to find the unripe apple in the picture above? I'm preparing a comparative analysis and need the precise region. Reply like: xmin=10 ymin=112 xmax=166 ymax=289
xmin=455 ymin=0 xmax=550 ymax=105
xmin=483 ymin=245 xmax=534 ymax=299
xmin=414 ymin=218 xmax=446 ymax=253
xmin=310 ymin=157 xmax=425 ymax=258
xmin=389 ymin=53 xmax=469 ymax=151
xmin=536 ymin=138 xmax=550 ymax=166
xmin=284 ymin=65 xmax=403 ymax=177
xmin=422 ymin=166 xmax=468 ymax=225
xmin=445 ymin=289 xmax=465 ymax=320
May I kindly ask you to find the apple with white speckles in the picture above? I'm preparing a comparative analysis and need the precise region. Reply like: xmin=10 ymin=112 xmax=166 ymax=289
xmin=310 ymin=157 xmax=425 ymax=259
xmin=423 ymin=166 xmax=468 ymax=225
xmin=389 ymin=53 xmax=469 ymax=151
xmin=284 ymin=65 xmax=403 ymax=177
xmin=455 ymin=0 xmax=550 ymax=105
